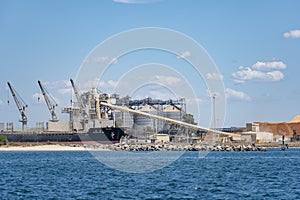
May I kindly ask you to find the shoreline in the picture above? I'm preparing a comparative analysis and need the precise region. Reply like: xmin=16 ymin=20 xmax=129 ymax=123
xmin=0 ymin=144 xmax=88 ymax=151
xmin=0 ymin=142 xmax=299 ymax=152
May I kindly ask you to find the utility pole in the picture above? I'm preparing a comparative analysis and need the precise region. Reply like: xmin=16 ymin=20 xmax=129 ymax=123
xmin=213 ymin=93 xmax=216 ymax=130
xmin=212 ymin=93 xmax=219 ymax=144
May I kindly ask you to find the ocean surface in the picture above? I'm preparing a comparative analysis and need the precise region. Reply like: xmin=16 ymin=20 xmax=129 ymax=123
xmin=0 ymin=149 xmax=300 ymax=199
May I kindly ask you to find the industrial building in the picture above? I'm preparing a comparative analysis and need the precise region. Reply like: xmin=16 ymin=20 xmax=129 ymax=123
xmin=241 ymin=132 xmax=274 ymax=143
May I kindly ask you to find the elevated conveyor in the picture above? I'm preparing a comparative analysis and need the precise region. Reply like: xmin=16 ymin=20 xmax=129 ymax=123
xmin=100 ymin=102 xmax=239 ymax=137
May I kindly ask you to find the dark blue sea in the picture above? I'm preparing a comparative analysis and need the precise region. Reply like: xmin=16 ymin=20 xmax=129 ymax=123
xmin=0 ymin=149 xmax=300 ymax=199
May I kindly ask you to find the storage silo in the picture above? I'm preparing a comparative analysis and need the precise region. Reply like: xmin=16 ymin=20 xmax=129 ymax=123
xmin=133 ymin=105 xmax=156 ymax=131
xmin=113 ymin=110 xmax=134 ymax=128
xmin=164 ymin=105 xmax=181 ymax=120
xmin=162 ymin=105 xmax=182 ymax=131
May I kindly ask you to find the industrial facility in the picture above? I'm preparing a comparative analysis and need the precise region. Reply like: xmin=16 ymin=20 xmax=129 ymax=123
xmin=6 ymin=79 xmax=293 ymax=145
xmin=1 ymin=79 xmax=217 ymax=143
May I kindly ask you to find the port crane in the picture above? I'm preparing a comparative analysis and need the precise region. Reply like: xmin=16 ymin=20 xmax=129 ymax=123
xmin=38 ymin=80 xmax=59 ymax=122
xmin=70 ymin=79 xmax=88 ymax=120
xmin=7 ymin=82 xmax=28 ymax=131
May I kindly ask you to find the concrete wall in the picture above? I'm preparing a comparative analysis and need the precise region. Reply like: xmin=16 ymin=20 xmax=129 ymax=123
xmin=256 ymin=132 xmax=273 ymax=143
xmin=241 ymin=132 xmax=256 ymax=143
xmin=241 ymin=131 xmax=273 ymax=143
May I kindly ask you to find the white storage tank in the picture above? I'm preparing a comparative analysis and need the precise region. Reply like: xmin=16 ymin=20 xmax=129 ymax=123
xmin=164 ymin=105 xmax=181 ymax=120
xmin=162 ymin=105 xmax=181 ymax=130
xmin=133 ymin=105 xmax=156 ymax=131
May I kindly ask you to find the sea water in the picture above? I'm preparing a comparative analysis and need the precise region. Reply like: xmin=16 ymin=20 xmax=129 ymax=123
xmin=0 ymin=149 xmax=299 ymax=199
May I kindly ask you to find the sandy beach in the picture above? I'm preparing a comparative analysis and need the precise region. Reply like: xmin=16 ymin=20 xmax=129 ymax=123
xmin=0 ymin=144 xmax=88 ymax=151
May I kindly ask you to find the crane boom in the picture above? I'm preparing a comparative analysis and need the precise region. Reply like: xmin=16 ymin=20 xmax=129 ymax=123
xmin=70 ymin=79 xmax=88 ymax=119
xmin=70 ymin=79 xmax=84 ymax=109
xmin=38 ymin=80 xmax=58 ymax=122
xmin=7 ymin=82 xmax=28 ymax=130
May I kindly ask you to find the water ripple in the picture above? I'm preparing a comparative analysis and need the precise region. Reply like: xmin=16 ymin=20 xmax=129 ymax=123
xmin=0 ymin=149 xmax=300 ymax=199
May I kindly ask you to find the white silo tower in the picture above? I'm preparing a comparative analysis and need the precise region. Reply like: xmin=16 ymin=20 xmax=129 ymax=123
xmin=162 ymin=105 xmax=181 ymax=131
xmin=133 ymin=104 xmax=156 ymax=132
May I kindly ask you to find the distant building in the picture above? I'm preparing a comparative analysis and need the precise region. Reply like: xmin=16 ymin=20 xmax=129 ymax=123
xmin=242 ymin=115 xmax=300 ymax=141
xmin=150 ymin=134 xmax=170 ymax=143
xmin=246 ymin=123 xmax=260 ymax=132
xmin=241 ymin=131 xmax=273 ymax=143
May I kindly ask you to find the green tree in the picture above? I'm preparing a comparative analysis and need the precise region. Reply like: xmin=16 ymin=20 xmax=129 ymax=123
xmin=0 ymin=135 xmax=8 ymax=146
xmin=182 ymin=114 xmax=197 ymax=125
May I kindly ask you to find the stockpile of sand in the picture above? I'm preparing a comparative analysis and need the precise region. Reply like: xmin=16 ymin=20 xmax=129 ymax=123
xmin=291 ymin=115 xmax=300 ymax=123
xmin=256 ymin=121 xmax=300 ymax=136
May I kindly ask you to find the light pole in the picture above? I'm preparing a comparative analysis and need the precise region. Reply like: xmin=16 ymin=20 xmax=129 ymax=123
xmin=212 ymin=93 xmax=216 ymax=130
xmin=212 ymin=93 xmax=218 ymax=143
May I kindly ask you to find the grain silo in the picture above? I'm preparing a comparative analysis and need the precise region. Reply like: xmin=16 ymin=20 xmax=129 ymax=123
xmin=113 ymin=110 xmax=134 ymax=128
xmin=162 ymin=105 xmax=182 ymax=131
xmin=133 ymin=105 xmax=156 ymax=131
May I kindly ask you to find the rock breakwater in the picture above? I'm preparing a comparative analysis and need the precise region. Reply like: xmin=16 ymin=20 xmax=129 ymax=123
xmin=85 ymin=143 xmax=267 ymax=152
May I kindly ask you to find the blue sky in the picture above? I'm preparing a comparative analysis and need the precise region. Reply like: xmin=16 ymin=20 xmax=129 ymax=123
xmin=0 ymin=0 xmax=300 ymax=129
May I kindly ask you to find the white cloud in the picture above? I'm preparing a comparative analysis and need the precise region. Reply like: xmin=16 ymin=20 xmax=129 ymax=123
xmin=232 ymin=79 xmax=245 ymax=84
xmin=177 ymin=51 xmax=191 ymax=59
xmin=151 ymin=75 xmax=184 ymax=86
xmin=186 ymin=97 xmax=206 ymax=105
xmin=44 ymin=80 xmax=70 ymax=90
xmin=148 ymin=90 xmax=178 ymax=100
xmin=90 ymin=56 xmax=118 ymax=64
xmin=94 ymin=56 xmax=109 ymax=62
xmin=283 ymin=29 xmax=300 ymax=39
xmin=57 ymin=88 xmax=72 ymax=95
xmin=252 ymin=61 xmax=287 ymax=70
xmin=79 ymin=78 xmax=100 ymax=91
xmin=206 ymin=73 xmax=223 ymax=80
xmin=77 ymin=78 xmax=120 ymax=93
xmin=32 ymin=93 xmax=43 ymax=101
xmin=32 ymin=93 xmax=43 ymax=104
xmin=100 ymin=80 xmax=118 ymax=88
xmin=266 ymin=71 xmax=285 ymax=81
xmin=232 ymin=59 xmax=286 ymax=84
xmin=43 ymin=80 xmax=72 ymax=95
xmin=107 ymin=80 xmax=118 ymax=88
xmin=226 ymin=88 xmax=251 ymax=101
xmin=32 ymin=92 xmax=61 ymax=106
xmin=232 ymin=67 xmax=284 ymax=83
